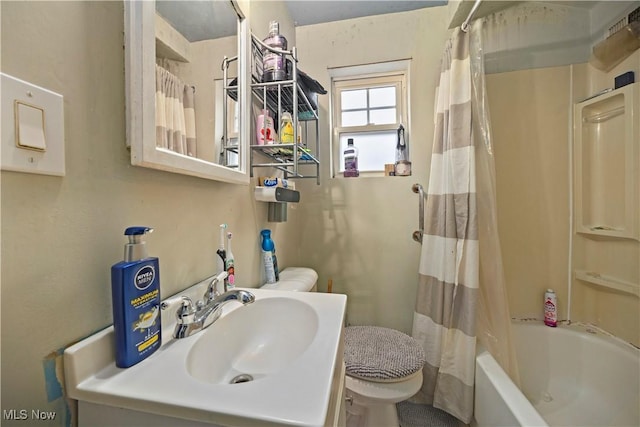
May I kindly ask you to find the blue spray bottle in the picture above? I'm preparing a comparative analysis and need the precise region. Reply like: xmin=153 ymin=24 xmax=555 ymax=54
xmin=260 ymin=229 xmax=279 ymax=283
xmin=111 ymin=226 xmax=161 ymax=368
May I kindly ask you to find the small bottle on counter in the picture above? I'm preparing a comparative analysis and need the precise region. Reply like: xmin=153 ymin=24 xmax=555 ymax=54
xmin=111 ymin=227 xmax=161 ymax=368
xmin=261 ymin=229 xmax=279 ymax=283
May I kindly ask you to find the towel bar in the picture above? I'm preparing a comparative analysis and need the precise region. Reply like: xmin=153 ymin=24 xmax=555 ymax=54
xmin=412 ymin=183 xmax=424 ymax=243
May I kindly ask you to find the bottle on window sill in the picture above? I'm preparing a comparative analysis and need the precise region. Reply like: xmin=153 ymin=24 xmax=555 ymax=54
xmin=344 ymin=138 xmax=359 ymax=177
xmin=394 ymin=124 xmax=411 ymax=176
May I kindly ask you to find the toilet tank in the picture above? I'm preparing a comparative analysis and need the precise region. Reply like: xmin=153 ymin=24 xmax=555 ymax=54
xmin=260 ymin=267 xmax=318 ymax=292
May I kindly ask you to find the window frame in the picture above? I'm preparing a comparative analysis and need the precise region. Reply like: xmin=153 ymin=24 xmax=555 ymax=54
xmin=330 ymin=61 xmax=409 ymax=177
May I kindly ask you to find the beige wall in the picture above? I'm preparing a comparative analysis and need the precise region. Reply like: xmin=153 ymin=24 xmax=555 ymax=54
xmin=487 ymin=51 xmax=640 ymax=346
xmin=249 ymin=0 xmax=295 ymax=46
xmin=2 ymin=1 xmax=638 ymax=425
xmin=0 ymin=1 xmax=301 ymax=423
xmin=293 ymin=7 xmax=449 ymax=333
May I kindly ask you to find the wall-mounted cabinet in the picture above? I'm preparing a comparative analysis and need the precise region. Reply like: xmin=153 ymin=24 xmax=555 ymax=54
xmin=574 ymin=83 xmax=639 ymax=240
xmin=125 ymin=1 xmax=251 ymax=185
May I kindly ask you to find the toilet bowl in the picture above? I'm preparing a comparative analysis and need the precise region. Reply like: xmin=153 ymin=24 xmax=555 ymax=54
xmin=261 ymin=268 xmax=425 ymax=427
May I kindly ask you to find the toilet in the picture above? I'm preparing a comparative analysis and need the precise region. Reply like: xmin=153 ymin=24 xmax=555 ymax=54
xmin=261 ymin=268 xmax=425 ymax=427
xmin=260 ymin=267 xmax=318 ymax=292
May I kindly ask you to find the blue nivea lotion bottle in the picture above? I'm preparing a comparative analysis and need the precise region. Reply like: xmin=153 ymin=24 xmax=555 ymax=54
xmin=111 ymin=226 xmax=161 ymax=368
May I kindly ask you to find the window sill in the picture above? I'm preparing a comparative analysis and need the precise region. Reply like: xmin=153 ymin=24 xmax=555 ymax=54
xmin=335 ymin=171 xmax=413 ymax=179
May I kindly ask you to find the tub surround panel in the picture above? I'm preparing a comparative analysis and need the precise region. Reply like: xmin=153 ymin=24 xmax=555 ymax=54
xmin=572 ymin=282 xmax=640 ymax=347
xmin=487 ymin=65 xmax=571 ymax=320
xmin=487 ymin=51 xmax=640 ymax=346
xmin=572 ymin=51 xmax=640 ymax=346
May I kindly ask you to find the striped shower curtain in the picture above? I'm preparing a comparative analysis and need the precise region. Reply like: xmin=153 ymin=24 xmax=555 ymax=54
xmin=155 ymin=64 xmax=197 ymax=157
xmin=411 ymin=27 xmax=477 ymax=424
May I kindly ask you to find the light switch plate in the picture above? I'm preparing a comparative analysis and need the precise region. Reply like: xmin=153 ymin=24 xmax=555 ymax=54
xmin=1 ymin=73 xmax=65 ymax=176
xmin=16 ymin=101 xmax=47 ymax=151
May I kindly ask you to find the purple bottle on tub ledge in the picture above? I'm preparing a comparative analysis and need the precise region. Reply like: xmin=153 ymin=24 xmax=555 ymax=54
xmin=544 ymin=289 xmax=557 ymax=327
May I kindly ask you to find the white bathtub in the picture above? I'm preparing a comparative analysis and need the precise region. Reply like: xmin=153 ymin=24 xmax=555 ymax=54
xmin=473 ymin=321 xmax=639 ymax=427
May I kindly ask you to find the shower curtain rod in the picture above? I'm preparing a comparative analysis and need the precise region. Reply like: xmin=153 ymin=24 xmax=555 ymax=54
xmin=461 ymin=0 xmax=482 ymax=32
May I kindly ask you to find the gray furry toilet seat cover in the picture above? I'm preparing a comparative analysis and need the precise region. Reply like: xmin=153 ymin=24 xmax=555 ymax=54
xmin=344 ymin=325 xmax=426 ymax=382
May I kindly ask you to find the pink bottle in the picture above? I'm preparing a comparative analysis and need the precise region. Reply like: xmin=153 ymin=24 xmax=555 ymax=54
xmin=256 ymin=109 xmax=275 ymax=145
xmin=544 ymin=289 xmax=557 ymax=327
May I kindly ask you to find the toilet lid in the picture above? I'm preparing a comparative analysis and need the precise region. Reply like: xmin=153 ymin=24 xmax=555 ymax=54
xmin=260 ymin=267 xmax=318 ymax=291
xmin=344 ymin=326 xmax=425 ymax=382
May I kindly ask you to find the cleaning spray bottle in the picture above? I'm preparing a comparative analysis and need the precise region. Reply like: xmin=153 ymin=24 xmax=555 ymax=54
xmin=226 ymin=232 xmax=235 ymax=289
xmin=111 ymin=226 xmax=161 ymax=368
xmin=216 ymin=224 xmax=227 ymax=276
xmin=260 ymin=229 xmax=279 ymax=283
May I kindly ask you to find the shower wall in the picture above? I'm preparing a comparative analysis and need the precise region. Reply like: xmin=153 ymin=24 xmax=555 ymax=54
xmin=294 ymin=7 xmax=450 ymax=334
xmin=486 ymin=65 xmax=572 ymax=321
xmin=486 ymin=51 xmax=640 ymax=346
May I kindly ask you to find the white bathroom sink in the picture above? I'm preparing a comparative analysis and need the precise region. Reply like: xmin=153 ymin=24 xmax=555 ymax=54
xmin=64 ymin=287 xmax=346 ymax=426
xmin=186 ymin=297 xmax=319 ymax=385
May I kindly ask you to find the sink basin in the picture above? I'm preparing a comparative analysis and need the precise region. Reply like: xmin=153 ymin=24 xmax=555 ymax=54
xmin=186 ymin=297 xmax=319 ymax=384
xmin=64 ymin=287 xmax=346 ymax=426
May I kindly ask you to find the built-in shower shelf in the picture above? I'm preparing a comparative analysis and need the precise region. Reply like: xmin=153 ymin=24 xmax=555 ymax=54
xmin=575 ymin=269 xmax=640 ymax=298
xmin=574 ymin=82 xmax=639 ymax=241
xmin=582 ymin=106 xmax=625 ymax=123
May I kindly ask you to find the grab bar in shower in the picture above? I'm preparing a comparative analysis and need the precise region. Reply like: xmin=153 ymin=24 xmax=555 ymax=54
xmin=412 ymin=183 xmax=424 ymax=243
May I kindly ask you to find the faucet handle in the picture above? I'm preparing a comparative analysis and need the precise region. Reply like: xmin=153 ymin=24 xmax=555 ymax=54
xmin=204 ymin=283 xmax=218 ymax=303
xmin=176 ymin=296 xmax=195 ymax=323
xmin=205 ymin=271 xmax=229 ymax=302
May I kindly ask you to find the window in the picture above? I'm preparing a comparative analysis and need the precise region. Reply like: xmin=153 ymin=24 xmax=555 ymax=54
xmin=331 ymin=62 xmax=408 ymax=176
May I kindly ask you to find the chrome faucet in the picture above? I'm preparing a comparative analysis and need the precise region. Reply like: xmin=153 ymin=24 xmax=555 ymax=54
xmin=171 ymin=271 xmax=255 ymax=339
